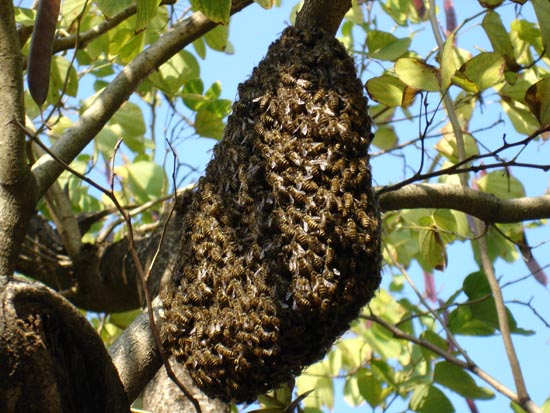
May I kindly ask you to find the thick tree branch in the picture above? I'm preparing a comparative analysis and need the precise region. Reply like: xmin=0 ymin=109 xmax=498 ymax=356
xmin=294 ymin=0 xmax=351 ymax=36
xmin=378 ymin=183 xmax=550 ymax=223
xmin=14 ymin=184 xmax=549 ymax=313
xmin=0 ymin=0 xmax=36 ymax=275
xmin=109 ymin=298 xmax=163 ymax=402
xmin=31 ymin=0 xmax=253 ymax=200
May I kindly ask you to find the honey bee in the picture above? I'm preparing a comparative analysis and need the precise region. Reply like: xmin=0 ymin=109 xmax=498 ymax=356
xmin=294 ymin=294 xmax=312 ymax=310
xmin=343 ymin=192 xmax=353 ymax=210
xmin=297 ymin=78 xmax=313 ymax=89
xmin=281 ymin=72 xmax=297 ymax=86
xmin=358 ymin=210 xmax=370 ymax=228
xmin=233 ymin=100 xmax=248 ymax=114
xmin=313 ymin=89 xmax=325 ymax=103
xmin=309 ymin=238 xmax=324 ymax=256
xmin=346 ymin=221 xmax=358 ymax=241
xmin=316 ymin=51 xmax=332 ymax=65
xmin=271 ymin=156 xmax=289 ymax=171
xmin=260 ymin=113 xmax=277 ymax=127
xmin=303 ymin=215 xmax=320 ymax=231
xmin=325 ymin=246 xmax=335 ymax=266
xmin=215 ymin=343 xmax=238 ymax=359
xmin=296 ymin=87 xmax=310 ymax=102
xmin=289 ymin=187 xmax=307 ymax=204
xmin=330 ymin=178 xmax=340 ymax=194
xmin=295 ymin=229 xmax=308 ymax=246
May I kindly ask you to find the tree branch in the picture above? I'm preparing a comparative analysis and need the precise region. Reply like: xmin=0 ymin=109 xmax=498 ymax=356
xmin=31 ymin=0 xmax=253 ymax=200
xmin=378 ymin=183 xmax=550 ymax=223
xmin=0 ymin=0 xmax=36 ymax=275
xmin=294 ymin=0 xmax=351 ymax=36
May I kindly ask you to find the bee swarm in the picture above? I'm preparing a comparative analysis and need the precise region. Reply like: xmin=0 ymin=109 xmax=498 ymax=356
xmin=161 ymin=26 xmax=381 ymax=403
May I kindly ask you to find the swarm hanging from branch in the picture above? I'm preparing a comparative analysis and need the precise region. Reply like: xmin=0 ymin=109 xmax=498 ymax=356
xmin=161 ymin=24 xmax=381 ymax=403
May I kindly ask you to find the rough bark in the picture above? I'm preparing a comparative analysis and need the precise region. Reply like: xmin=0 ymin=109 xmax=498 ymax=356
xmin=0 ymin=278 xmax=129 ymax=412
xmin=0 ymin=0 xmax=36 ymax=276
xmin=294 ymin=0 xmax=351 ymax=36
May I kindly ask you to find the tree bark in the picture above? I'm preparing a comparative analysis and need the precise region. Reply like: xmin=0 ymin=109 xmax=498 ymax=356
xmin=294 ymin=0 xmax=351 ymax=36
xmin=0 ymin=0 xmax=36 ymax=276
xmin=0 ymin=278 xmax=129 ymax=412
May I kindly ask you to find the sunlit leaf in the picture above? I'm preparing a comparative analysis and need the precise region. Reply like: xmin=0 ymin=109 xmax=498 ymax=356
xmin=136 ymin=0 xmax=161 ymax=32
xmin=195 ymin=108 xmax=225 ymax=139
xmin=357 ymin=369 xmax=383 ymax=408
xmin=458 ymin=52 xmax=505 ymax=92
xmin=395 ymin=58 xmax=440 ymax=92
xmin=482 ymin=11 xmax=519 ymax=71
xmin=532 ymin=0 xmax=550 ymax=56
xmin=204 ymin=24 xmax=229 ymax=52
xmin=365 ymin=75 xmax=408 ymax=107
xmin=409 ymin=384 xmax=455 ymax=413
xmin=524 ymin=77 xmax=550 ymax=126
xmin=366 ymin=30 xmax=411 ymax=61
xmin=440 ymin=31 xmax=458 ymax=91
xmin=254 ymin=0 xmax=276 ymax=9
xmin=434 ymin=361 xmax=494 ymax=400
xmin=109 ymin=309 xmax=141 ymax=329
xmin=94 ymin=0 xmax=133 ymax=17
xmin=476 ymin=171 xmax=526 ymax=199
xmin=372 ymin=126 xmax=398 ymax=150
xmin=148 ymin=51 xmax=200 ymax=95
xmin=115 ymin=160 xmax=166 ymax=203
xmin=191 ymin=0 xmax=231 ymax=25
xmin=418 ymin=227 xmax=447 ymax=271
xmin=501 ymin=98 xmax=539 ymax=134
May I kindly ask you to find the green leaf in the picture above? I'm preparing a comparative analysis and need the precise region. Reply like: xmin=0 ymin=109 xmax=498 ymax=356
xmin=204 ymin=24 xmax=229 ymax=52
xmin=109 ymin=102 xmax=146 ymax=153
xmin=394 ymin=58 xmax=440 ymax=92
xmin=136 ymin=0 xmax=161 ymax=32
xmin=440 ymin=31 xmax=459 ymax=91
xmin=191 ymin=0 xmax=231 ymax=24
xmin=366 ymin=30 xmax=411 ymax=61
xmin=409 ymin=384 xmax=455 ymax=413
xmin=343 ymin=375 xmax=363 ymax=407
xmin=476 ymin=171 xmax=526 ymax=199
xmin=434 ymin=132 xmax=479 ymax=163
xmin=524 ymin=77 xmax=550 ymax=127
xmin=148 ymin=51 xmax=200 ymax=95
xmin=254 ymin=0 xmax=276 ymax=9
xmin=365 ymin=75 xmax=408 ymax=107
xmin=372 ymin=126 xmax=397 ymax=150
xmin=458 ymin=52 xmax=505 ymax=92
xmin=532 ymin=0 xmax=550 ymax=56
xmin=296 ymin=363 xmax=334 ymax=410
xmin=109 ymin=309 xmax=141 ymax=329
xmin=14 ymin=7 xmax=36 ymax=25
xmin=500 ymin=99 xmax=539 ymax=135
xmin=418 ymin=227 xmax=447 ymax=271
xmin=434 ymin=361 xmax=494 ymax=400
xmin=419 ymin=330 xmax=449 ymax=359
xmin=482 ymin=11 xmax=519 ymax=71
xmin=115 ymin=160 xmax=166 ymax=203
xmin=193 ymin=37 xmax=207 ymax=59
xmin=195 ymin=108 xmax=226 ymax=139
xmin=357 ymin=369 xmax=383 ymax=408
xmin=94 ymin=0 xmax=133 ymax=17
xmin=49 ymin=55 xmax=79 ymax=102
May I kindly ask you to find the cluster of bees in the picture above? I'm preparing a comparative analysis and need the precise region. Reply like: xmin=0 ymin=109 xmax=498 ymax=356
xmin=161 ymin=26 xmax=381 ymax=403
